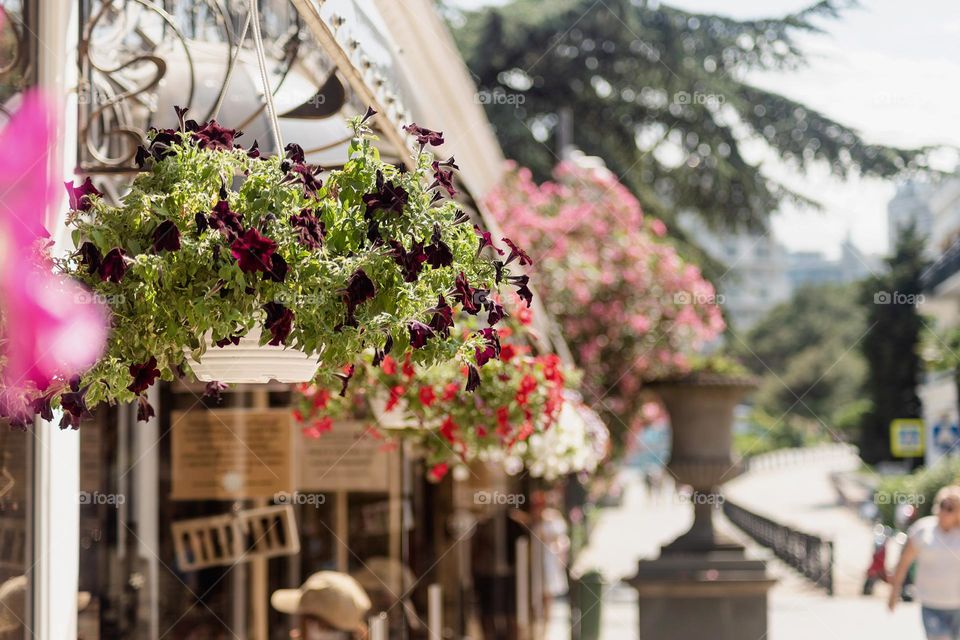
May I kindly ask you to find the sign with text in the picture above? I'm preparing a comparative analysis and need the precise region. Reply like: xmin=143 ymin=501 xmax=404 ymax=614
xmin=171 ymin=409 xmax=294 ymax=500
xmin=891 ymin=419 xmax=925 ymax=458
xmin=297 ymin=420 xmax=393 ymax=492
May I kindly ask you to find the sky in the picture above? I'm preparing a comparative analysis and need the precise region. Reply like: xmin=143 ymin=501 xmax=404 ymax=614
xmin=450 ymin=0 xmax=960 ymax=258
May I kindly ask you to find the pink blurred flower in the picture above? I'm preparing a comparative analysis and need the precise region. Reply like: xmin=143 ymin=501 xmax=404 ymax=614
xmin=0 ymin=91 xmax=107 ymax=404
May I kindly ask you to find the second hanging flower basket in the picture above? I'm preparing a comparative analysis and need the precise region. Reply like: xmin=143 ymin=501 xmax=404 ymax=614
xmin=36 ymin=108 xmax=532 ymax=427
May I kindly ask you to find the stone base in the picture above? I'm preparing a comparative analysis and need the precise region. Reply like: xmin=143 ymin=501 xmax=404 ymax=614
xmin=629 ymin=551 xmax=776 ymax=640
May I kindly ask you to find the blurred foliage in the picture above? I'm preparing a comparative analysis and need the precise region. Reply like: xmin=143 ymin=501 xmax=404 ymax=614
xmin=451 ymin=0 xmax=929 ymax=231
xmin=858 ymin=226 xmax=928 ymax=464
xmin=733 ymin=282 xmax=868 ymax=454
xmin=874 ymin=457 xmax=960 ymax=528
xmin=734 ymin=408 xmax=817 ymax=458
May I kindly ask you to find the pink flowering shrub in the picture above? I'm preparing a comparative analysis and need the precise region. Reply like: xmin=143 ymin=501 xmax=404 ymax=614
xmin=486 ymin=162 xmax=724 ymax=441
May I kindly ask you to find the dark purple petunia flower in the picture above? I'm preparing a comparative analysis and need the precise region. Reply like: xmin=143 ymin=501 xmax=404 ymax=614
xmin=32 ymin=393 xmax=54 ymax=421
xmin=214 ymin=333 xmax=242 ymax=348
xmin=230 ymin=227 xmax=277 ymax=273
xmin=191 ymin=120 xmax=241 ymax=150
xmin=263 ymin=302 xmax=294 ymax=346
xmin=465 ymin=364 xmax=481 ymax=392
xmin=152 ymin=220 xmax=181 ymax=252
xmin=127 ymin=357 xmax=161 ymax=394
xmin=389 ymin=240 xmax=427 ymax=283
xmin=63 ymin=386 xmax=93 ymax=417
xmin=136 ymin=395 xmax=155 ymax=422
xmin=264 ymin=253 xmax=288 ymax=283
xmin=195 ymin=211 xmax=209 ymax=235
xmin=246 ymin=140 xmax=261 ymax=159
xmin=408 ymin=321 xmax=435 ymax=349
xmin=428 ymin=295 xmax=454 ymax=338
xmin=361 ymin=106 xmax=378 ymax=123
xmin=284 ymin=143 xmax=306 ymax=164
xmin=65 ymin=177 xmax=102 ymax=212
xmin=430 ymin=161 xmax=457 ymax=197
xmin=403 ymin=123 xmax=444 ymax=148
xmin=334 ymin=364 xmax=355 ymax=397
xmin=78 ymin=241 xmax=102 ymax=275
xmin=99 ymin=248 xmax=128 ymax=283
xmin=493 ymin=260 xmax=506 ymax=284
xmin=425 ymin=225 xmax=453 ymax=268
xmin=146 ymin=127 xmax=179 ymax=161
xmin=485 ymin=299 xmax=507 ymax=326
xmin=362 ymin=170 xmax=409 ymax=215
xmin=204 ymin=381 xmax=228 ymax=403
xmin=453 ymin=271 xmax=482 ymax=315
xmin=343 ymin=268 xmax=376 ymax=318
xmin=284 ymin=162 xmax=323 ymax=197
xmin=373 ymin=334 xmax=394 ymax=367
xmin=437 ymin=156 xmax=460 ymax=171
xmin=474 ymin=327 xmax=501 ymax=367
xmin=509 ymin=274 xmax=534 ymax=307
xmin=502 ymin=237 xmax=533 ymax=266
xmin=289 ymin=210 xmax=324 ymax=249
xmin=174 ymin=105 xmax=189 ymax=130
xmin=209 ymin=199 xmax=244 ymax=237
xmin=474 ymin=225 xmax=504 ymax=257
xmin=135 ymin=145 xmax=150 ymax=168
xmin=365 ymin=216 xmax=382 ymax=246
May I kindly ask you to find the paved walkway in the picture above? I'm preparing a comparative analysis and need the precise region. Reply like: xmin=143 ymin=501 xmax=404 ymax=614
xmin=548 ymin=454 xmax=926 ymax=639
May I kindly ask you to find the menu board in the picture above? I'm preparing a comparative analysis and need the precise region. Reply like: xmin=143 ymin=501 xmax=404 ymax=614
xmin=297 ymin=420 xmax=393 ymax=492
xmin=171 ymin=409 xmax=294 ymax=500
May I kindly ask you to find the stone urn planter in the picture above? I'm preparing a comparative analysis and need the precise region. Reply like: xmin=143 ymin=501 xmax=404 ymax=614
xmin=629 ymin=373 xmax=774 ymax=640
xmin=648 ymin=373 xmax=757 ymax=554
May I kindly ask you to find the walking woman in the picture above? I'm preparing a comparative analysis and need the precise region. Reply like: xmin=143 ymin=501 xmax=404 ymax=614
xmin=889 ymin=485 xmax=960 ymax=640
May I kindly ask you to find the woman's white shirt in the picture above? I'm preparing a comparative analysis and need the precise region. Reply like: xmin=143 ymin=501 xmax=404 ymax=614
xmin=908 ymin=516 xmax=960 ymax=609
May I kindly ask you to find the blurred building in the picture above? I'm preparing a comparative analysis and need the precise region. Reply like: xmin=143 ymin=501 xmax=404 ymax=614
xmin=786 ymin=238 xmax=883 ymax=290
xmin=887 ymin=180 xmax=934 ymax=256
xmin=915 ymin=175 xmax=960 ymax=468
xmin=681 ymin=216 xmax=880 ymax=331
xmin=678 ymin=214 xmax=792 ymax=331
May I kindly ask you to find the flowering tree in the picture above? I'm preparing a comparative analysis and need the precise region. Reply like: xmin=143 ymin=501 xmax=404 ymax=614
xmin=486 ymin=162 xmax=725 ymax=446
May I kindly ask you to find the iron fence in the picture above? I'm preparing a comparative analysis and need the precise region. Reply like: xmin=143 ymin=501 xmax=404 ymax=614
xmin=723 ymin=500 xmax=834 ymax=595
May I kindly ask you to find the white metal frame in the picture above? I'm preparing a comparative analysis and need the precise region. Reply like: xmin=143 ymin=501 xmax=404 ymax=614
xmin=33 ymin=2 xmax=82 ymax=638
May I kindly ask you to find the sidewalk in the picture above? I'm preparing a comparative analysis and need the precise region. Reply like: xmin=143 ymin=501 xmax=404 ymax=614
xmin=549 ymin=460 xmax=925 ymax=639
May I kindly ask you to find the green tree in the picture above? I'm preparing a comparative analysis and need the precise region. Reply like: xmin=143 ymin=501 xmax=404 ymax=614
xmin=452 ymin=0 xmax=927 ymax=231
xmin=736 ymin=282 xmax=868 ymax=449
xmin=858 ymin=226 xmax=928 ymax=464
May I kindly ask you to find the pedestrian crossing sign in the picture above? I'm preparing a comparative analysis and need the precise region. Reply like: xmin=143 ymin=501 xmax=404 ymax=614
xmin=890 ymin=419 xmax=925 ymax=457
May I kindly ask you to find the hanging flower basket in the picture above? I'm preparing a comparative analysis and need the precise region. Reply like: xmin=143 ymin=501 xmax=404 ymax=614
xmin=293 ymin=302 xmax=575 ymax=482
xmin=185 ymin=324 xmax=321 ymax=384
xmin=24 ymin=107 xmax=532 ymax=427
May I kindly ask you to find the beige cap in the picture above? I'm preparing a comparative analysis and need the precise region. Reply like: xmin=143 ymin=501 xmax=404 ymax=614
xmin=0 ymin=576 xmax=92 ymax=633
xmin=271 ymin=571 xmax=371 ymax=631
xmin=0 ymin=576 xmax=26 ymax=632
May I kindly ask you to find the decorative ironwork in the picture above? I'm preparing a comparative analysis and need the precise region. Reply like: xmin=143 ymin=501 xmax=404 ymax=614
xmin=0 ymin=0 xmax=37 ymax=113
xmin=76 ymin=0 xmax=363 ymax=173
xmin=724 ymin=500 xmax=835 ymax=595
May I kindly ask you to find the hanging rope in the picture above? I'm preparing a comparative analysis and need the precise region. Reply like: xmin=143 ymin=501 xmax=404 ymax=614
xmin=249 ymin=0 xmax=285 ymax=151
xmin=211 ymin=9 xmax=252 ymax=120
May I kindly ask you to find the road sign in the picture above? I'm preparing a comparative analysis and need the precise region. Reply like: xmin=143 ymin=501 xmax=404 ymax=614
xmin=891 ymin=419 xmax=925 ymax=458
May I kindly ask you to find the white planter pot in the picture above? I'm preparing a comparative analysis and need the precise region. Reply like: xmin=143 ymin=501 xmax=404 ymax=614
xmin=185 ymin=325 xmax=321 ymax=384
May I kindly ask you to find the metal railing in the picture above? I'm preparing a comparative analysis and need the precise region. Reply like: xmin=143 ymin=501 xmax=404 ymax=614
xmin=723 ymin=500 xmax=834 ymax=595
xmin=922 ymin=236 xmax=960 ymax=292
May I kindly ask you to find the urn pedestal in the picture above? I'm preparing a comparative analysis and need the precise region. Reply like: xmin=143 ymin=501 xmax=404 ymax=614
xmin=629 ymin=376 xmax=775 ymax=640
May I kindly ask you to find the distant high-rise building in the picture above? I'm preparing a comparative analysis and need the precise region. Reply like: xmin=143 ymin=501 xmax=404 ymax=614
xmin=678 ymin=213 xmax=792 ymax=331
xmin=887 ymin=180 xmax=934 ymax=256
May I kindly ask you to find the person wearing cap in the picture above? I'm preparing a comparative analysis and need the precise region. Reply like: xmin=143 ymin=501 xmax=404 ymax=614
xmin=272 ymin=571 xmax=372 ymax=640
